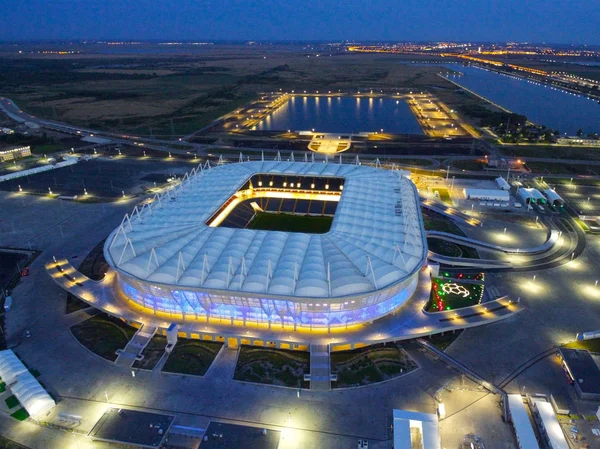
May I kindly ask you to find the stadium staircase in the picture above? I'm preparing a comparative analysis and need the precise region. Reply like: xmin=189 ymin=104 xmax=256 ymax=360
xmin=115 ymin=324 xmax=158 ymax=367
xmin=309 ymin=344 xmax=332 ymax=391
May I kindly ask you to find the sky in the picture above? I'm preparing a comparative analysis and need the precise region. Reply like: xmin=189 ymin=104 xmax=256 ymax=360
xmin=1 ymin=0 xmax=599 ymax=45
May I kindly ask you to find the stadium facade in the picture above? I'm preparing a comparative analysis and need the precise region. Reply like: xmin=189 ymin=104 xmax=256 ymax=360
xmin=104 ymin=161 xmax=427 ymax=330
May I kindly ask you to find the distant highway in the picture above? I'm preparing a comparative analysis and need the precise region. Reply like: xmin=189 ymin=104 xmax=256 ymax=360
xmin=0 ymin=97 xmax=207 ymax=156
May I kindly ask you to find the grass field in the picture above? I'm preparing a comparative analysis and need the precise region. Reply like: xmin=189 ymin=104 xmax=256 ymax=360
xmin=70 ymin=313 xmax=137 ymax=361
xmin=500 ymin=144 xmax=600 ymax=161
xmin=563 ymin=338 xmax=600 ymax=353
xmin=421 ymin=208 xmax=466 ymax=236
xmin=248 ymin=213 xmax=333 ymax=234
xmin=427 ymin=238 xmax=479 ymax=259
xmin=0 ymin=49 xmax=458 ymax=137
xmin=331 ymin=343 xmax=416 ymax=388
xmin=162 ymin=340 xmax=223 ymax=376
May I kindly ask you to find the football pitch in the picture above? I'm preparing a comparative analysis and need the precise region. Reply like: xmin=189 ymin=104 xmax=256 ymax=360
xmin=247 ymin=213 xmax=333 ymax=234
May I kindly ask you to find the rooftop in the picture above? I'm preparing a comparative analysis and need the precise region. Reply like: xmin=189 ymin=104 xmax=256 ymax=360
xmin=88 ymin=408 xmax=174 ymax=448
xmin=105 ymin=161 xmax=426 ymax=299
xmin=559 ymin=348 xmax=600 ymax=395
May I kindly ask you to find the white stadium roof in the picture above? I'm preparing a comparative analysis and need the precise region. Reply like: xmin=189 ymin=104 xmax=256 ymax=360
xmin=105 ymin=161 xmax=426 ymax=299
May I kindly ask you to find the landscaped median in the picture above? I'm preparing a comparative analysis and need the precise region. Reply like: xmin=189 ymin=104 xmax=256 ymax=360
xmin=132 ymin=335 xmax=168 ymax=371
xmin=330 ymin=343 xmax=417 ymax=388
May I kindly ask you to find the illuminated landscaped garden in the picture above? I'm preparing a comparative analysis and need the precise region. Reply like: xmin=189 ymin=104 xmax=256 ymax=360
xmin=330 ymin=343 xmax=417 ymax=388
xmin=426 ymin=275 xmax=485 ymax=312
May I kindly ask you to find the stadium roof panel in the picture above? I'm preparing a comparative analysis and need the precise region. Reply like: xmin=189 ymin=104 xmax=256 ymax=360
xmin=105 ymin=161 xmax=426 ymax=299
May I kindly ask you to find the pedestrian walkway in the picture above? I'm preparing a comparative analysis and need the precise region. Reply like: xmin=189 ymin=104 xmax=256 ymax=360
xmin=309 ymin=344 xmax=331 ymax=391
xmin=204 ymin=347 xmax=239 ymax=381
xmin=115 ymin=325 xmax=157 ymax=368
xmin=64 ymin=307 xmax=99 ymax=327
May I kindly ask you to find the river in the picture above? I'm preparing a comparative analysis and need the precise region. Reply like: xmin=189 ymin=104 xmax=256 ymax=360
xmin=437 ymin=63 xmax=600 ymax=135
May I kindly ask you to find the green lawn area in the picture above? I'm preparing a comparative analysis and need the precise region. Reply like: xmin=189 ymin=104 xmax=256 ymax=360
xmin=248 ymin=213 xmax=333 ymax=234
xmin=5 ymin=395 xmax=19 ymax=409
xmin=70 ymin=313 xmax=137 ymax=361
xmin=31 ymin=144 xmax=64 ymax=155
xmin=395 ymin=158 xmax=435 ymax=167
xmin=428 ymin=330 xmax=464 ymax=352
xmin=564 ymin=338 xmax=600 ymax=353
xmin=426 ymin=278 xmax=484 ymax=312
xmin=132 ymin=335 xmax=167 ymax=370
xmin=162 ymin=340 xmax=223 ymax=376
xmin=427 ymin=238 xmax=479 ymax=259
xmin=500 ymin=144 xmax=600 ymax=162
xmin=525 ymin=161 xmax=597 ymax=176
xmin=331 ymin=343 xmax=417 ymax=388
xmin=451 ymin=160 xmax=485 ymax=171
xmin=432 ymin=187 xmax=452 ymax=205
xmin=234 ymin=346 xmax=310 ymax=388
xmin=0 ymin=382 xmax=5 ymax=393
xmin=421 ymin=209 xmax=466 ymax=236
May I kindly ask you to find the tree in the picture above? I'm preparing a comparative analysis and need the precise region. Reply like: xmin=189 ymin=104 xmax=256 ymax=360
xmin=577 ymin=128 xmax=584 ymax=137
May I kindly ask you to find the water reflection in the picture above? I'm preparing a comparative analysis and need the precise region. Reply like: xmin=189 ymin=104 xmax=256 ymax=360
xmin=256 ymin=96 xmax=422 ymax=134
xmin=441 ymin=63 xmax=600 ymax=135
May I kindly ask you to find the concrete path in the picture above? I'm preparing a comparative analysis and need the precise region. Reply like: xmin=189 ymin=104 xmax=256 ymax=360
xmin=114 ymin=325 xmax=156 ymax=368
xmin=309 ymin=344 xmax=331 ymax=391
xmin=204 ymin=347 xmax=239 ymax=381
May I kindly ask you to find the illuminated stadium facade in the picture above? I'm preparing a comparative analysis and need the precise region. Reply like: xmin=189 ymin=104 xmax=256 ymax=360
xmin=104 ymin=161 xmax=427 ymax=330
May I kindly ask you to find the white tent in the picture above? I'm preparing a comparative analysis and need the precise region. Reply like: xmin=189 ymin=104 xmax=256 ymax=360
xmin=495 ymin=177 xmax=511 ymax=190
xmin=393 ymin=409 xmax=441 ymax=449
xmin=12 ymin=371 xmax=56 ymax=417
xmin=0 ymin=349 xmax=28 ymax=385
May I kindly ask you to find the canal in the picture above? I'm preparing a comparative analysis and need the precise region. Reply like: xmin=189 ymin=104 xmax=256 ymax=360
xmin=439 ymin=63 xmax=600 ymax=135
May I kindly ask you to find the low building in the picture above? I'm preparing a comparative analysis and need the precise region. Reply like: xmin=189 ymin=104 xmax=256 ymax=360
xmin=557 ymin=136 xmax=600 ymax=147
xmin=0 ymin=127 xmax=14 ymax=134
xmin=544 ymin=189 xmax=565 ymax=207
xmin=487 ymin=157 xmax=524 ymax=169
xmin=495 ymin=176 xmax=511 ymax=190
xmin=517 ymin=187 xmax=545 ymax=205
xmin=530 ymin=398 xmax=569 ymax=449
xmin=507 ymin=394 xmax=541 ymax=449
xmin=558 ymin=348 xmax=600 ymax=400
xmin=393 ymin=409 xmax=441 ymax=449
xmin=530 ymin=189 xmax=546 ymax=204
xmin=463 ymin=188 xmax=510 ymax=202
xmin=0 ymin=145 xmax=31 ymax=162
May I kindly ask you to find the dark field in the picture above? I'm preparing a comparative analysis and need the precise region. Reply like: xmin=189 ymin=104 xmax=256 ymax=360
xmin=0 ymin=252 xmax=27 ymax=290
xmin=0 ymin=48 xmax=456 ymax=138
xmin=247 ymin=212 xmax=333 ymax=233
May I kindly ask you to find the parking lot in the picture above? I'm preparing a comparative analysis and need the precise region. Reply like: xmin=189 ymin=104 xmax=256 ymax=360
xmin=0 ymin=156 xmax=193 ymax=199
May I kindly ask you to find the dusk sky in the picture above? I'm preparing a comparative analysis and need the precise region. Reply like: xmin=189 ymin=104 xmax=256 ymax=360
xmin=1 ymin=0 xmax=599 ymax=44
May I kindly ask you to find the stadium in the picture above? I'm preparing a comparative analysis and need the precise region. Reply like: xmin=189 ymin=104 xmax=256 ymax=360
xmin=104 ymin=161 xmax=427 ymax=331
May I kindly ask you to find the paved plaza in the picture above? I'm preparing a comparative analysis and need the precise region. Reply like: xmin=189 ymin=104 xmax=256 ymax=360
xmin=1 ymin=184 xmax=599 ymax=449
